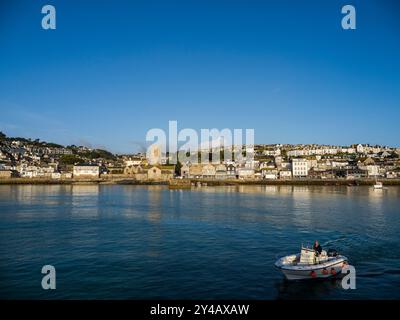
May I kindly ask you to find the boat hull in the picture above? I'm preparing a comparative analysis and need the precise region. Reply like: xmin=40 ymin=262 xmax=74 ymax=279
xmin=276 ymin=255 xmax=348 ymax=280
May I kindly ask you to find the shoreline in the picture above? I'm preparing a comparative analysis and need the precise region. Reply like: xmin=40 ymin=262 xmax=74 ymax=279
xmin=1 ymin=177 xmax=400 ymax=186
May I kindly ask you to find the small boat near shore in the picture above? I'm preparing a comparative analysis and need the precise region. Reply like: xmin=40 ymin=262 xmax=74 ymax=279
xmin=275 ymin=246 xmax=348 ymax=280
xmin=373 ymin=181 xmax=383 ymax=189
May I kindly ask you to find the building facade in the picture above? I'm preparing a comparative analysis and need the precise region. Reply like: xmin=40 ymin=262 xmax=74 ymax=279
xmin=73 ymin=165 xmax=100 ymax=178
xmin=292 ymin=159 xmax=308 ymax=177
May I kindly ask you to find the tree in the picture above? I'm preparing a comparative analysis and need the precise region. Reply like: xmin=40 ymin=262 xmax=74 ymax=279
xmin=390 ymin=152 xmax=399 ymax=159
xmin=79 ymin=149 xmax=116 ymax=160
xmin=59 ymin=154 xmax=83 ymax=165
xmin=175 ymin=161 xmax=182 ymax=177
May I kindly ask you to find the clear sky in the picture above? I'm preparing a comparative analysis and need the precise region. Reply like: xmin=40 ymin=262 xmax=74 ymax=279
xmin=1 ymin=0 xmax=399 ymax=153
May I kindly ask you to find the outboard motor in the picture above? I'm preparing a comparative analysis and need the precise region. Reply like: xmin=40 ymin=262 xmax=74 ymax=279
xmin=327 ymin=248 xmax=338 ymax=257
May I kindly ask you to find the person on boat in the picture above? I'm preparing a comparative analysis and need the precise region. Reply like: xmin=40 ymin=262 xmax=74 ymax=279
xmin=313 ymin=240 xmax=322 ymax=256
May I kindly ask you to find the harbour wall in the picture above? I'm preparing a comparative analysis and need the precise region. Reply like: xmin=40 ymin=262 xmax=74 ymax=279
xmin=1 ymin=177 xmax=400 ymax=186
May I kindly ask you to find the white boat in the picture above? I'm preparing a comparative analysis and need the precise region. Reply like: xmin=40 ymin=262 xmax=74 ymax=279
xmin=373 ymin=181 xmax=383 ymax=189
xmin=275 ymin=246 xmax=348 ymax=280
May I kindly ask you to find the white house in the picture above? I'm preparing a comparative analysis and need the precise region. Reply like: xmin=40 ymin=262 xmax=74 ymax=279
xmin=292 ymin=158 xmax=308 ymax=177
xmin=279 ymin=170 xmax=292 ymax=179
xmin=262 ymin=169 xmax=278 ymax=180
xmin=73 ymin=165 xmax=100 ymax=178
xmin=366 ymin=165 xmax=380 ymax=177
xmin=386 ymin=171 xmax=399 ymax=179
xmin=237 ymin=168 xmax=255 ymax=179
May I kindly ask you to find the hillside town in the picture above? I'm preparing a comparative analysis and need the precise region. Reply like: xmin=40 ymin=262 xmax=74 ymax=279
xmin=1 ymin=132 xmax=400 ymax=182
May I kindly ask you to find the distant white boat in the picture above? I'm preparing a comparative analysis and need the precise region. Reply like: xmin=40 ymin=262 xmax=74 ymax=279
xmin=275 ymin=246 xmax=348 ymax=280
xmin=373 ymin=181 xmax=383 ymax=189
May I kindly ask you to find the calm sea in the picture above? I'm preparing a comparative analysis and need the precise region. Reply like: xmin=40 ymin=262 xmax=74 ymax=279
xmin=0 ymin=184 xmax=399 ymax=299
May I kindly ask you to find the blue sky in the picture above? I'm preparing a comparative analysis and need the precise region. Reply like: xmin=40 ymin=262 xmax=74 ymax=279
xmin=0 ymin=0 xmax=399 ymax=153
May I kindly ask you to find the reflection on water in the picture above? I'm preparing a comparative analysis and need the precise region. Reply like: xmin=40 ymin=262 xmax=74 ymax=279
xmin=71 ymin=185 xmax=100 ymax=219
xmin=0 ymin=185 xmax=399 ymax=299
xmin=275 ymin=276 xmax=346 ymax=300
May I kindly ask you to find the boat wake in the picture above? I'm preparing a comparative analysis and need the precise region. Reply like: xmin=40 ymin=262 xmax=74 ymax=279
xmin=357 ymin=268 xmax=400 ymax=278
xmin=321 ymin=237 xmax=348 ymax=247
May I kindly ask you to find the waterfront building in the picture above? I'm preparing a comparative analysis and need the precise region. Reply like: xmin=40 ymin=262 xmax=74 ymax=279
xmin=61 ymin=172 xmax=73 ymax=179
xmin=226 ymin=164 xmax=236 ymax=178
xmin=180 ymin=163 xmax=190 ymax=178
xmin=279 ymin=170 xmax=292 ymax=180
xmin=18 ymin=165 xmax=55 ymax=178
xmin=346 ymin=168 xmax=367 ymax=179
xmin=202 ymin=164 xmax=216 ymax=178
xmin=133 ymin=168 xmax=148 ymax=181
xmin=292 ymin=158 xmax=309 ymax=177
xmin=366 ymin=165 xmax=380 ymax=177
xmin=147 ymin=165 xmax=174 ymax=181
xmin=262 ymin=169 xmax=278 ymax=180
xmin=73 ymin=165 xmax=100 ymax=178
xmin=0 ymin=169 xmax=12 ymax=179
xmin=147 ymin=166 xmax=162 ymax=180
xmin=188 ymin=164 xmax=203 ymax=178
xmin=237 ymin=167 xmax=255 ymax=179
xmin=124 ymin=165 xmax=142 ymax=175
xmin=386 ymin=170 xmax=400 ymax=179
xmin=215 ymin=164 xmax=227 ymax=179
xmin=51 ymin=172 xmax=61 ymax=179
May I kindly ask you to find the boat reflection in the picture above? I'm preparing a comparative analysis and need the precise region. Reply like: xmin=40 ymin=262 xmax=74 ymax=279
xmin=275 ymin=276 xmax=345 ymax=299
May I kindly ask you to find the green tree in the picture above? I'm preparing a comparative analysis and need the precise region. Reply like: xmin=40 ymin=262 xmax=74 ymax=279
xmin=175 ymin=161 xmax=182 ymax=176
xmin=59 ymin=154 xmax=83 ymax=165
xmin=79 ymin=149 xmax=116 ymax=160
